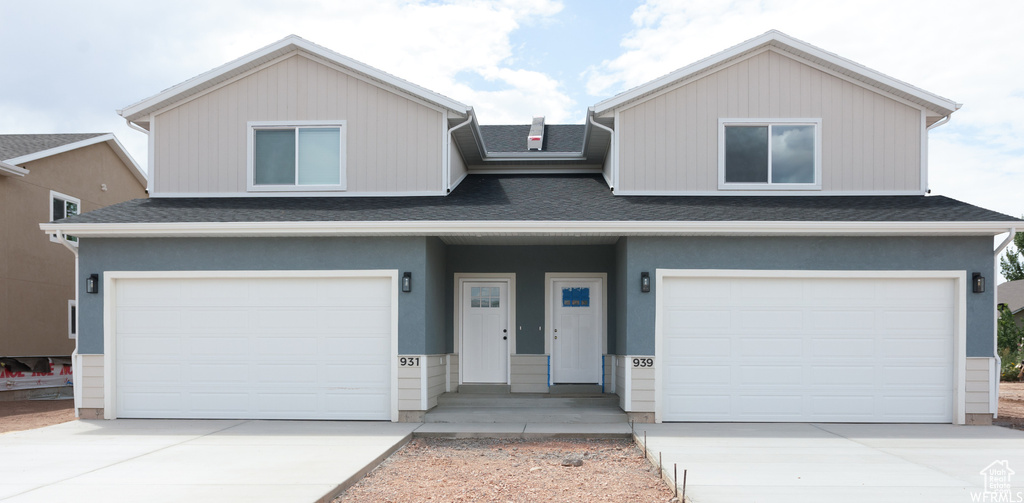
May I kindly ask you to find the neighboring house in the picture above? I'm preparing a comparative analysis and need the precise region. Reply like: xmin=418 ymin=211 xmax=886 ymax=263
xmin=42 ymin=31 xmax=1022 ymax=425
xmin=999 ymin=280 xmax=1024 ymax=326
xmin=1 ymin=134 xmax=147 ymax=386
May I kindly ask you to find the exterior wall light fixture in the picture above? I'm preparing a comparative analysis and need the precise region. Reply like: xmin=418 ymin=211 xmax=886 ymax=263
xmin=86 ymin=274 xmax=99 ymax=294
xmin=973 ymin=272 xmax=985 ymax=294
xmin=402 ymin=272 xmax=412 ymax=293
xmin=640 ymin=272 xmax=651 ymax=293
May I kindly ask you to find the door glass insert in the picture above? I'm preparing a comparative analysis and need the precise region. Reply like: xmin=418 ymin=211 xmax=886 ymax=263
xmin=561 ymin=287 xmax=590 ymax=307
xmin=471 ymin=286 xmax=500 ymax=308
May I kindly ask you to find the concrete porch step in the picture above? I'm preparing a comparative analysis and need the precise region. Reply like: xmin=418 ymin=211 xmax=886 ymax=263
xmin=436 ymin=393 xmax=619 ymax=408
xmin=425 ymin=392 xmax=627 ymax=424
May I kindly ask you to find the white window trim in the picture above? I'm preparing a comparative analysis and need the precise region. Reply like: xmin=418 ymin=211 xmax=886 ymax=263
xmin=718 ymin=118 xmax=822 ymax=191
xmin=246 ymin=120 xmax=347 ymax=192
xmin=49 ymin=190 xmax=80 ymax=245
xmin=68 ymin=300 xmax=77 ymax=339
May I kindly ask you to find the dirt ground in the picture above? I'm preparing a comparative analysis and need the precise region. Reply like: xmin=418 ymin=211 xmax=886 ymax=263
xmin=997 ymin=382 xmax=1024 ymax=428
xmin=0 ymin=399 xmax=76 ymax=434
xmin=333 ymin=438 xmax=677 ymax=503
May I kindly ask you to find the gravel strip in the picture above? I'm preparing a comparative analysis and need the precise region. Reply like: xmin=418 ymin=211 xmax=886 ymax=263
xmin=334 ymin=438 xmax=677 ymax=502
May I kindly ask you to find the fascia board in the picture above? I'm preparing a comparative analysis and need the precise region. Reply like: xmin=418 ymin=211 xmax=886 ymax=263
xmin=39 ymin=220 xmax=1024 ymax=238
xmin=0 ymin=160 xmax=28 ymax=177
xmin=592 ymin=30 xmax=960 ymax=116
xmin=119 ymin=35 xmax=470 ymax=123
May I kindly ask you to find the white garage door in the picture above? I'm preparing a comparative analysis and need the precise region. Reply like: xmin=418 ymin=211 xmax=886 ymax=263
xmin=114 ymin=275 xmax=393 ymax=420
xmin=660 ymin=274 xmax=956 ymax=423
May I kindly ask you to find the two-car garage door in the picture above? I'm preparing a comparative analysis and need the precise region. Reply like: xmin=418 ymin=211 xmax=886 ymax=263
xmin=113 ymin=274 xmax=394 ymax=420
xmin=659 ymin=273 xmax=958 ymax=423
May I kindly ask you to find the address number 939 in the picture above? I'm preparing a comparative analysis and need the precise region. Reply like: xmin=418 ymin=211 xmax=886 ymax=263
xmin=632 ymin=358 xmax=653 ymax=368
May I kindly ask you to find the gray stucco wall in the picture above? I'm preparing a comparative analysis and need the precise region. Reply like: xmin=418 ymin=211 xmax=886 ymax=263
xmin=424 ymin=237 xmax=447 ymax=354
xmin=445 ymin=245 xmax=618 ymax=355
xmin=619 ymin=236 xmax=996 ymax=356
xmin=77 ymin=236 xmax=435 ymax=354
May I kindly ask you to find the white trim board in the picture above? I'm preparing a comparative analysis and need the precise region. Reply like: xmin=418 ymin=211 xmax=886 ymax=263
xmin=453 ymin=273 xmax=516 ymax=386
xmin=42 ymin=220 xmax=1023 ymax=239
xmin=653 ymin=269 xmax=968 ymax=425
xmin=102 ymin=269 xmax=400 ymax=422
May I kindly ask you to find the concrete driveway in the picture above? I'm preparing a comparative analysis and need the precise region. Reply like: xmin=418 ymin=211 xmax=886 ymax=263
xmin=0 ymin=419 xmax=416 ymax=503
xmin=638 ymin=422 xmax=1024 ymax=503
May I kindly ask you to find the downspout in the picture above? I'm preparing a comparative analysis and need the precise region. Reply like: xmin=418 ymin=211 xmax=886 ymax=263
xmin=588 ymin=113 xmax=615 ymax=191
xmin=446 ymin=111 xmax=474 ymax=193
xmin=993 ymin=227 xmax=1018 ymax=417
xmin=54 ymin=231 xmax=81 ymax=417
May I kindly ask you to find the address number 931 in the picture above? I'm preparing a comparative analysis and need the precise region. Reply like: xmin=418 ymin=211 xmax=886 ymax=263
xmin=399 ymin=357 xmax=420 ymax=367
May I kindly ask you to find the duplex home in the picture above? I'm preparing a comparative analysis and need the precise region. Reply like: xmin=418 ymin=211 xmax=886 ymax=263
xmin=43 ymin=31 xmax=1020 ymax=424
xmin=1 ymin=133 xmax=146 ymax=391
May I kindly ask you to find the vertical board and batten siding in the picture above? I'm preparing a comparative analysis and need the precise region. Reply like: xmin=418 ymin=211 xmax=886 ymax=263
xmin=616 ymin=49 xmax=922 ymax=193
xmin=449 ymin=137 xmax=467 ymax=189
xmin=153 ymin=53 xmax=443 ymax=195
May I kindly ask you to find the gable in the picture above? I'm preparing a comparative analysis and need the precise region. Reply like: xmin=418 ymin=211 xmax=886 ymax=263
xmin=615 ymin=48 xmax=924 ymax=194
xmin=151 ymin=53 xmax=445 ymax=195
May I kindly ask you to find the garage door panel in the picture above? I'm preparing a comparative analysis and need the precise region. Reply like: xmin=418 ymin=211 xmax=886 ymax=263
xmin=661 ymin=275 xmax=955 ymax=423
xmin=116 ymin=276 xmax=393 ymax=420
xmin=739 ymin=310 xmax=802 ymax=329
xmin=739 ymin=366 xmax=802 ymax=385
xmin=738 ymin=338 xmax=802 ymax=357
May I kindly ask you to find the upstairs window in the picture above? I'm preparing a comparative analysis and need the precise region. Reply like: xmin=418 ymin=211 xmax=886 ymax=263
xmin=719 ymin=119 xmax=820 ymax=190
xmin=248 ymin=121 xmax=346 ymax=191
xmin=49 ymin=190 xmax=79 ymax=244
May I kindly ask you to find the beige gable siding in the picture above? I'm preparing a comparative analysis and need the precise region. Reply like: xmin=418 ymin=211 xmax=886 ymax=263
xmin=617 ymin=50 xmax=923 ymax=193
xmin=449 ymin=137 xmax=467 ymax=189
xmin=152 ymin=53 xmax=444 ymax=195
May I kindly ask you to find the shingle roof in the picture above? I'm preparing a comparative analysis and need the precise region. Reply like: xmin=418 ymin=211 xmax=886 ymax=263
xmin=1000 ymin=280 xmax=1024 ymax=314
xmin=59 ymin=174 xmax=1018 ymax=225
xmin=0 ymin=134 xmax=108 ymax=161
xmin=479 ymin=125 xmax=585 ymax=153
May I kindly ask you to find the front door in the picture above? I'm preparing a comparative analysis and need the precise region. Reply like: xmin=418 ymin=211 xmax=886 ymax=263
xmin=552 ymin=279 xmax=602 ymax=383
xmin=461 ymin=282 xmax=509 ymax=383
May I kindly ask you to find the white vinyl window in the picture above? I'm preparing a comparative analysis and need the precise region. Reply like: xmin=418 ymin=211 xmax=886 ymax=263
xmin=719 ymin=119 xmax=821 ymax=190
xmin=68 ymin=300 xmax=77 ymax=339
xmin=247 ymin=121 xmax=347 ymax=192
xmin=49 ymin=190 xmax=80 ymax=244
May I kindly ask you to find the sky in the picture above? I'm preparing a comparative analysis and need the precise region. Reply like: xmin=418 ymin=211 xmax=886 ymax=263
xmin=1 ymin=1 xmax=1022 ymax=234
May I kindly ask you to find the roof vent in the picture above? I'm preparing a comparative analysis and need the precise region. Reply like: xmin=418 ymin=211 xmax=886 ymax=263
xmin=527 ymin=116 xmax=544 ymax=150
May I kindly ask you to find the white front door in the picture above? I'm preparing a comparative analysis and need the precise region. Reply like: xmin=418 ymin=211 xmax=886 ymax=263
xmin=462 ymin=282 xmax=509 ymax=383
xmin=552 ymin=279 xmax=602 ymax=383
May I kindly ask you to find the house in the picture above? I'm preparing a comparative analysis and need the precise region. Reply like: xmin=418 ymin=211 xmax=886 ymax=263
xmin=41 ymin=31 xmax=1022 ymax=424
xmin=999 ymin=279 xmax=1024 ymax=326
xmin=1 ymin=133 xmax=147 ymax=390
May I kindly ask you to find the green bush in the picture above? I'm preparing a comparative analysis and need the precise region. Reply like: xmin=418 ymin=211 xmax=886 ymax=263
xmin=999 ymin=306 xmax=1024 ymax=381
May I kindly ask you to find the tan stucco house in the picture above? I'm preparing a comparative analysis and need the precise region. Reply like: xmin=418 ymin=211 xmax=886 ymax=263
xmin=1 ymin=134 xmax=147 ymax=386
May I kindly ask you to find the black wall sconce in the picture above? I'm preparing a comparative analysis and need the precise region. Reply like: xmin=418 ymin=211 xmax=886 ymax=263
xmin=640 ymin=272 xmax=651 ymax=293
xmin=402 ymin=272 xmax=412 ymax=293
xmin=973 ymin=272 xmax=985 ymax=294
xmin=86 ymin=274 xmax=99 ymax=294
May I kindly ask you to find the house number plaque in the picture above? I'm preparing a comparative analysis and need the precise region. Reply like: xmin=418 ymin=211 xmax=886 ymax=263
xmin=632 ymin=358 xmax=654 ymax=368
xmin=399 ymin=357 xmax=420 ymax=367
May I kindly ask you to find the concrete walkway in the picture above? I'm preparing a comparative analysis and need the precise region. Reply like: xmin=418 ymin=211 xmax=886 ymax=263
xmin=0 ymin=419 xmax=417 ymax=503
xmin=636 ymin=422 xmax=1024 ymax=503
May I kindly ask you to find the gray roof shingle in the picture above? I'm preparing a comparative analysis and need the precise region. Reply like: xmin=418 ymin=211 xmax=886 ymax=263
xmin=479 ymin=125 xmax=585 ymax=153
xmin=0 ymin=134 xmax=108 ymax=161
xmin=58 ymin=174 xmax=1018 ymax=225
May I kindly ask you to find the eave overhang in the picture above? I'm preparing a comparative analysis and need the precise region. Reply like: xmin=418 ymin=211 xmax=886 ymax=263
xmin=39 ymin=220 xmax=1020 ymax=239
